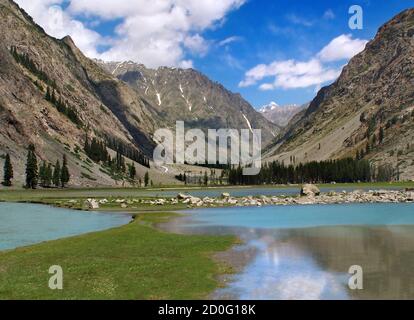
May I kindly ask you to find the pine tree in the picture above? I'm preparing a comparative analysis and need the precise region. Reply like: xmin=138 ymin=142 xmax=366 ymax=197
xmin=129 ymin=163 xmax=136 ymax=180
xmin=379 ymin=127 xmax=385 ymax=144
xmin=39 ymin=161 xmax=47 ymax=187
xmin=60 ymin=155 xmax=70 ymax=188
xmin=46 ymin=163 xmax=53 ymax=187
xmin=45 ymin=86 xmax=51 ymax=101
xmin=203 ymin=171 xmax=208 ymax=186
xmin=2 ymin=153 xmax=13 ymax=187
xmin=25 ymin=144 xmax=38 ymax=189
xmin=144 ymin=172 xmax=149 ymax=187
xmin=53 ymin=160 xmax=61 ymax=187
xmin=51 ymin=89 xmax=56 ymax=104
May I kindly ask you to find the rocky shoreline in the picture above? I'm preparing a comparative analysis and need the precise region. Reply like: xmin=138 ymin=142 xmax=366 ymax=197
xmin=84 ymin=185 xmax=414 ymax=209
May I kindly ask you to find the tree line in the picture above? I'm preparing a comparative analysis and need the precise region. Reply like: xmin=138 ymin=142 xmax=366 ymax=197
xmin=10 ymin=46 xmax=83 ymax=127
xmin=2 ymin=145 xmax=70 ymax=189
xmin=84 ymin=136 xmax=149 ymax=184
xmin=105 ymin=136 xmax=150 ymax=168
xmin=9 ymin=46 xmax=55 ymax=88
xmin=45 ymin=86 xmax=83 ymax=126
xmin=226 ymin=158 xmax=373 ymax=185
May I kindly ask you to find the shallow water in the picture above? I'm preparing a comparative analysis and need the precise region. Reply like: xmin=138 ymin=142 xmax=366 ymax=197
xmin=0 ymin=203 xmax=131 ymax=251
xmin=161 ymin=203 xmax=414 ymax=300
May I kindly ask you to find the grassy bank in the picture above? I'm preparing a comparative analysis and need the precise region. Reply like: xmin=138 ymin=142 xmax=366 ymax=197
xmin=0 ymin=213 xmax=235 ymax=300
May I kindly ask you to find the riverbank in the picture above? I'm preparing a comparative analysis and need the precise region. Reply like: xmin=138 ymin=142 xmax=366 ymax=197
xmin=1 ymin=182 xmax=413 ymax=212
xmin=69 ymin=188 xmax=414 ymax=212
xmin=1 ymin=181 xmax=413 ymax=202
xmin=0 ymin=212 xmax=236 ymax=299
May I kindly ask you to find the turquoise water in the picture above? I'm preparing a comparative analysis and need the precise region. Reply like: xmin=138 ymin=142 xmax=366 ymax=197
xmin=0 ymin=203 xmax=131 ymax=251
xmin=162 ymin=203 xmax=414 ymax=300
xmin=183 ymin=203 xmax=414 ymax=229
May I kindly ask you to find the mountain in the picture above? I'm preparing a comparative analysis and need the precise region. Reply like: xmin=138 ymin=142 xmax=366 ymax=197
xmin=98 ymin=61 xmax=280 ymax=144
xmin=0 ymin=0 xmax=180 ymax=187
xmin=259 ymin=102 xmax=307 ymax=127
xmin=265 ymin=8 xmax=414 ymax=180
xmin=0 ymin=0 xmax=278 ymax=188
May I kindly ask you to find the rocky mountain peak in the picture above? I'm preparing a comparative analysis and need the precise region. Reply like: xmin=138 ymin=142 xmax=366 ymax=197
xmin=98 ymin=60 xmax=280 ymax=144
xmin=259 ymin=102 xmax=307 ymax=127
xmin=266 ymin=8 xmax=414 ymax=180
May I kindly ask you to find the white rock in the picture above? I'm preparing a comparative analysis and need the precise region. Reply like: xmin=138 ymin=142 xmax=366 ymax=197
xmin=85 ymin=199 xmax=100 ymax=209
xmin=300 ymin=184 xmax=321 ymax=197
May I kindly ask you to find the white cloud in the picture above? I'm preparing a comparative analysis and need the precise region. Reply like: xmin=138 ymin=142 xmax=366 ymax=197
xmin=222 ymin=53 xmax=243 ymax=69
xmin=318 ymin=34 xmax=368 ymax=62
xmin=286 ymin=13 xmax=314 ymax=27
xmin=259 ymin=83 xmax=275 ymax=91
xmin=323 ymin=9 xmax=335 ymax=20
xmin=218 ymin=36 xmax=243 ymax=47
xmin=184 ymin=34 xmax=210 ymax=56
xmin=240 ymin=34 xmax=368 ymax=90
xmin=15 ymin=0 xmax=246 ymax=68
xmin=15 ymin=0 xmax=104 ymax=58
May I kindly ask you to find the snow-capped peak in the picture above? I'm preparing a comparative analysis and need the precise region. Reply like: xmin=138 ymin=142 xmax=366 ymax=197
xmin=260 ymin=101 xmax=280 ymax=113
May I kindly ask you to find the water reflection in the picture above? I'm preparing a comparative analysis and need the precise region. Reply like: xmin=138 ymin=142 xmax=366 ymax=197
xmin=160 ymin=204 xmax=414 ymax=300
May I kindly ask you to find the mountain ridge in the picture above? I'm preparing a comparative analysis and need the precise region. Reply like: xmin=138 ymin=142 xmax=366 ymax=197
xmin=265 ymin=8 xmax=414 ymax=180
xmin=97 ymin=60 xmax=280 ymax=144
xmin=259 ymin=102 xmax=307 ymax=127
xmin=0 ymin=0 xmax=278 ymax=187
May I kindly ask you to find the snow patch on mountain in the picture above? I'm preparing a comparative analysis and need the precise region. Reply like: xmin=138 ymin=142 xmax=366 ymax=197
xmin=259 ymin=101 xmax=307 ymax=127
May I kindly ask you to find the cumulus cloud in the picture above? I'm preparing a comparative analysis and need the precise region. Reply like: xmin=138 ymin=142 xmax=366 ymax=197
xmin=15 ymin=0 xmax=246 ymax=68
xmin=240 ymin=34 xmax=368 ymax=90
xmin=318 ymin=34 xmax=368 ymax=62
xmin=15 ymin=0 xmax=104 ymax=58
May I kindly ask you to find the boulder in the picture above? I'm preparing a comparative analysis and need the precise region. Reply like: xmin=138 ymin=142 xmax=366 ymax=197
xmin=154 ymin=199 xmax=166 ymax=205
xmin=177 ymin=193 xmax=191 ymax=200
xmin=222 ymin=192 xmax=231 ymax=199
xmin=228 ymin=199 xmax=238 ymax=205
xmin=85 ymin=199 xmax=100 ymax=209
xmin=190 ymin=197 xmax=202 ymax=205
xmin=300 ymin=184 xmax=321 ymax=197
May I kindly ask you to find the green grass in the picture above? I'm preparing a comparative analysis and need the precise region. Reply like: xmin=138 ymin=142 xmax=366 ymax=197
xmin=0 ymin=213 xmax=235 ymax=300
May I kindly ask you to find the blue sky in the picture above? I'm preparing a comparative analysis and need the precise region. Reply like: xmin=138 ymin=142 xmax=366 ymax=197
xmin=192 ymin=0 xmax=411 ymax=107
xmin=17 ymin=0 xmax=412 ymax=108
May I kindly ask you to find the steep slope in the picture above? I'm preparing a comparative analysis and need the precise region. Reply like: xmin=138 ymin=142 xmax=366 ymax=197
xmin=0 ymin=0 xmax=174 ymax=187
xmin=266 ymin=9 xmax=414 ymax=180
xmin=259 ymin=102 xmax=307 ymax=127
xmin=99 ymin=61 xmax=280 ymax=145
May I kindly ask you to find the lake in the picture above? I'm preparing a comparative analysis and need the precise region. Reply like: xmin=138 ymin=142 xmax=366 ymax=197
xmin=161 ymin=203 xmax=414 ymax=300
xmin=0 ymin=203 xmax=131 ymax=251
